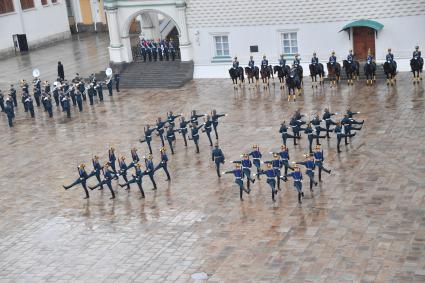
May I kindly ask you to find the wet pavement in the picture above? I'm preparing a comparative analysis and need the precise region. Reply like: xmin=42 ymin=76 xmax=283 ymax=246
xmin=0 ymin=73 xmax=425 ymax=282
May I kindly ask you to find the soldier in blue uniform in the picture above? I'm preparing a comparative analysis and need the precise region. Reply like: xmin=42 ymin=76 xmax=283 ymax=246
xmin=257 ymin=163 xmax=286 ymax=202
xmin=223 ymin=163 xmax=250 ymax=201
xmin=189 ymin=122 xmax=204 ymax=153
xmin=154 ymin=147 xmax=171 ymax=181
xmin=347 ymin=49 xmax=356 ymax=70
xmin=279 ymin=54 xmax=286 ymax=67
xmin=86 ymin=155 xmax=104 ymax=190
xmin=62 ymin=95 xmax=71 ymax=118
xmin=10 ymin=85 xmax=18 ymax=107
xmin=311 ymin=52 xmax=319 ymax=65
xmin=272 ymin=144 xmax=294 ymax=176
xmin=232 ymin=154 xmax=256 ymax=189
xmin=43 ymin=95 xmax=53 ymax=118
xmin=264 ymin=153 xmax=285 ymax=191
xmin=140 ymin=125 xmax=155 ymax=154
xmin=140 ymin=39 xmax=147 ymax=62
xmin=21 ymin=92 xmax=29 ymax=112
xmin=202 ymin=115 xmax=214 ymax=146
xmin=261 ymin=55 xmax=269 ymax=70
xmin=119 ymin=162 xmax=146 ymax=198
xmin=129 ymin=147 xmax=140 ymax=169
xmin=169 ymin=38 xmax=176 ymax=61
xmin=386 ymin=48 xmax=396 ymax=69
xmin=366 ymin=49 xmax=374 ymax=63
xmin=144 ymin=154 xmax=158 ymax=190
xmin=118 ymin=156 xmax=131 ymax=190
xmin=211 ymin=109 xmax=226 ymax=139
xmin=63 ymin=163 xmax=90 ymax=199
xmin=4 ymin=99 xmax=14 ymax=127
xmin=310 ymin=114 xmax=333 ymax=145
xmin=114 ymin=73 xmax=120 ymax=92
xmin=155 ymin=117 xmax=167 ymax=147
xmin=69 ymin=84 xmax=76 ymax=106
xmin=289 ymin=116 xmax=304 ymax=145
xmin=190 ymin=110 xmax=205 ymax=125
xmin=346 ymin=108 xmax=364 ymax=124
xmin=248 ymin=55 xmax=255 ymax=72
xmin=285 ymin=165 xmax=304 ymax=204
xmin=33 ymin=81 xmax=41 ymax=107
xmin=413 ymin=46 xmax=423 ymax=64
xmin=329 ymin=51 xmax=337 ymax=67
xmin=279 ymin=120 xmax=299 ymax=146
xmin=295 ymin=154 xmax=317 ymax=191
xmin=211 ymin=142 xmax=225 ymax=177
xmin=108 ymin=147 xmax=117 ymax=175
xmin=167 ymin=111 xmax=181 ymax=127
xmin=76 ymin=90 xmax=83 ymax=112
xmin=334 ymin=121 xmax=356 ymax=153
xmin=87 ymin=83 xmax=95 ymax=105
xmin=165 ymin=124 xmax=179 ymax=154
xmin=106 ymin=76 xmax=113 ymax=96
xmin=322 ymin=108 xmax=337 ymax=138
xmin=341 ymin=114 xmax=363 ymax=145
xmin=232 ymin=56 xmax=239 ymax=69
xmin=95 ymin=81 xmax=104 ymax=101
xmin=89 ymin=163 xmax=116 ymax=199
xmin=248 ymin=144 xmax=262 ymax=178
xmin=151 ymin=40 xmax=158 ymax=61
xmin=313 ymin=145 xmax=331 ymax=181
xmin=25 ymin=96 xmax=35 ymax=118
xmin=179 ymin=116 xmax=189 ymax=146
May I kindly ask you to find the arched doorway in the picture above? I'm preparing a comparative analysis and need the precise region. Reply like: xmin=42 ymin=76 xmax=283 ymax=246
xmin=104 ymin=1 xmax=192 ymax=63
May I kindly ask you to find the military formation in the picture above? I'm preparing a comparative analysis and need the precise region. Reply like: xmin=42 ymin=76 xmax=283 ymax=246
xmin=137 ymin=38 xmax=178 ymax=62
xmin=63 ymin=109 xmax=227 ymax=199
xmin=0 ymin=66 xmax=120 ymax=128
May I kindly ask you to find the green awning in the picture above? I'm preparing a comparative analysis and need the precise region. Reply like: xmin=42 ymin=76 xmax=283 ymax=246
xmin=340 ymin=19 xmax=384 ymax=32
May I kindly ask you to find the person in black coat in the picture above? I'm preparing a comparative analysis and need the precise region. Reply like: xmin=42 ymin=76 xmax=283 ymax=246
xmin=57 ymin=61 xmax=65 ymax=80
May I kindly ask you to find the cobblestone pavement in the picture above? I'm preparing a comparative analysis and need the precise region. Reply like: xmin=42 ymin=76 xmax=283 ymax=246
xmin=0 ymin=74 xmax=425 ymax=282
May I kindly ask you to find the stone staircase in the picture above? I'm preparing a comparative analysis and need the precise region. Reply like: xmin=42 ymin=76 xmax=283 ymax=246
xmin=117 ymin=61 xmax=194 ymax=89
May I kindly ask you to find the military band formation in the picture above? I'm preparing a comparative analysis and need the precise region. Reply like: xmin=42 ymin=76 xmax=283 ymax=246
xmin=63 ymin=105 xmax=364 ymax=205
xmin=229 ymin=46 xmax=423 ymax=93
xmin=0 ymin=63 xmax=120 ymax=128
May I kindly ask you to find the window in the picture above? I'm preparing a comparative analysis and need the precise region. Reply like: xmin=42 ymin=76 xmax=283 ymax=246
xmin=0 ymin=0 xmax=15 ymax=14
xmin=281 ymin=32 xmax=298 ymax=55
xmin=214 ymin=35 xmax=229 ymax=57
xmin=41 ymin=0 xmax=48 ymax=5
xmin=20 ymin=0 xmax=35 ymax=9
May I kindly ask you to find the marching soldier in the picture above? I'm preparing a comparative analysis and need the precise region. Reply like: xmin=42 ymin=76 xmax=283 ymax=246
xmin=190 ymin=110 xmax=204 ymax=125
xmin=272 ymin=144 xmax=294 ymax=176
xmin=167 ymin=111 xmax=181 ymax=127
xmin=108 ymin=147 xmax=117 ymax=174
xmin=313 ymin=145 xmax=331 ymax=182
xmin=179 ymin=116 xmax=189 ymax=146
xmin=257 ymin=163 xmax=286 ymax=202
xmin=119 ymin=162 xmax=146 ymax=198
xmin=211 ymin=142 xmax=225 ymax=177
xmin=144 ymin=154 xmax=158 ymax=190
xmin=248 ymin=144 xmax=262 ymax=178
xmin=310 ymin=114 xmax=333 ymax=145
xmin=232 ymin=154 xmax=256 ymax=189
xmin=118 ymin=156 xmax=131 ymax=190
xmin=165 ymin=124 xmax=179 ymax=154
xmin=295 ymin=154 xmax=317 ymax=192
xmin=279 ymin=120 xmax=299 ymax=146
xmin=322 ymin=108 xmax=338 ymax=138
xmin=334 ymin=121 xmax=356 ymax=153
xmin=62 ymin=95 xmax=71 ymax=118
xmin=223 ymin=163 xmax=250 ymax=201
xmin=76 ymin=90 xmax=83 ymax=112
xmin=87 ymin=83 xmax=95 ymax=105
xmin=139 ymin=125 xmax=155 ymax=154
xmin=264 ymin=153 xmax=284 ymax=191
xmin=156 ymin=117 xmax=167 ymax=147
xmin=189 ymin=122 xmax=204 ymax=153
xmin=95 ymin=81 xmax=104 ymax=101
xmin=202 ymin=115 xmax=214 ymax=146
xmin=43 ymin=95 xmax=53 ymax=118
xmin=25 ymin=95 xmax=35 ymax=118
xmin=154 ymin=147 xmax=171 ymax=181
xmin=285 ymin=164 xmax=304 ymax=204
xmin=89 ymin=163 xmax=116 ymax=199
xmin=346 ymin=108 xmax=364 ymax=124
xmin=87 ymin=155 xmax=104 ymax=190
xmin=211 ymin=109 xmax=226 ymax=139
xmin=129 ymin=147 xmax=140 ymax=169
xmin=63 ymin=163 xmax=90 ymax=199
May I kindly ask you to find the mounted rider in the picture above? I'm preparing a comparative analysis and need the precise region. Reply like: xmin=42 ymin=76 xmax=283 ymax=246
xmin=311 ymin=52 xmax=319 ymax=72
xmin=232 ymin=56 xmax=239 ymax=69
xmin=293 ymin=53 xmax=301 ymax=68
xmin=329 ymin=51 xmax=337 ymax=67
xmin=366 ymin=49 xmax=374 ymax=63
xmin=386 ymin=48 xmax=396 ymax=69
xmin=279 ymin=54 xmax=286 ymax=67
xmin=248 ymin=55 xmax=255 ymax=72
xmin=413 ymin=45 xmax=423 ymax=66
xmin=347 ymin=49 xmax=356 ymax=71
xmin=261 ymin=55 xmax=269 ymax=70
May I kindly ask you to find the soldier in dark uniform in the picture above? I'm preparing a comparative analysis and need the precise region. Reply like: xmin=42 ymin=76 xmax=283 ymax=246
xmin=63 ymin=163 xmax=90 ymax=199
xmin=144 ymin=154 xmax=158 ymax=190
xmin=232 ymin=154 xmax=256 ymax=190
xmin=114 ymin=73 xmax=120 ymax=92
xmin=154 ymin=147 xmax=171 ymax=181
xmin=43 ymin=95 xmax=53 ymax=117
xmin=413 ymin=45 xmax=423 ymax=67
xmin=232 ymin=56 xmax=239 ymax=70
xmin=202 ymin=115 xmax=214 ymax=146
xmin=295 ymin=154 xmax=318 ymax=192
xmin=211 ymin=142 xmax=225 ymax=177
xmin=279 ymin=120 xmax=299 ymax=146
xmin=21 ymin=91 xmax=29 ymax=112
xmin=165 ymin=124 xmax=179 ymax=154
xmin=118 ymin=156 xmax=131 ymax=190
xmin=341 ymin=114 xmax=362 ymax=145
xmin=257 ymin=162 xmax=286 ymax=202
xmin=293 ymin=53 xmax=301 ymax=67
xmin=386 ymin=48 xmax=396 ymax=69
xmin=279 ymin=54 xmax=286 ymax=67
xmin=95 ymin=82 xmax=104 ymax=101
xmin=347 ymin=49 xmax=356 ymax=70
xmin=334 ymin=121 xmax=356 ymax=153
xmin=179 ymin=116 xmax=189 ymax=146
xmin=169 ymin=38 xmax=176 ymax=61
xmin=89 ymin=163 xmax=116 ymax=199
xmin=261 ymin=55 xmax=269 ymax=71
xmin=156 ymin=117 xmax=167 ymax=147
xmin=10 ymin=85 xmax=18 ymax=107
xmin=248 ymin=144 xmax=262 ymax=178
xmin=4 ymin=99 xmax=14 ymax=127
xmin=163 ymin=39 xmax=169 ymax=61
xmin=167 ymin=111 xmax=181 ymax=127
xmin=140 ymin=38 xmax=147 ymax=62
xmin=140 ymin=125 xmax=155 ymax=154
xmin=120 ymin=162 xmax=146 ymax=198
xmin=128 ymin=147 xmax=140 ymax=169
xmin=33 ymin=79 xmax=41 ymax=107
xmin=264 ymin=153 xmax=284 ymax=191
xmin=62 ymin=95 xmax=71 ymax=118
xmin=248 ymin=55 xmax=255 ymax=72
xmin=211 ymin=109 xmax=226 ymax=139
xmin=285 ymin=164 xmax=304 ymax=204
xmin=52 ymin=83 xmax=60 ymax=106
xmin=76 ymin=90 xmax=83 ymax=112
xmin=57 ymin=61 xmax=65 ymax=80
xmin=311 ymin=52 xmax=319 ymax=66
xmin=157 ymin=39 xmax=164 ymax=61
xmin=346 ymin=108 xmax=364 ymax=124
xmin=108 ymin=147 xmax=117 ymax=174
xmin=87 ymin=156 xmax=104 ymax=190
xmin=190 ymin=110 xmax=204 ymax=125
xmin=25 ymin=96 xmax=35 ymax=118
xmin=329 ymin=51 xmax=337 ymax=67
xmin=223 ymin=163 xmax=250 ymax=201
xmin=310 ymin=114 xmax=333 ymax=145
xmin=87 ymin=83 xmax=95 ymax=105
xmin=272 ymin=145 xmax=294 ymax=176
xmin=313 ymin=145 xmax=331 ymax=182
xmin=189 ymin=122 xmax=204 ymax=153
xmin=322 ymin=108 xmax=338 ymax=138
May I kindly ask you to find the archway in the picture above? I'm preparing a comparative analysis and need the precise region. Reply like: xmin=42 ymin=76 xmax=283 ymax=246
xmin=104 ymin=1 xmax=192 ymax=63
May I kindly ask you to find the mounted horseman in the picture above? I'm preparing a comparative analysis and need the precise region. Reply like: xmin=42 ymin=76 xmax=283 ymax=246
xmin=260 ymin=55 xmax=271 ymax=88
xmin=245 ymin=55 xmax=259 ymax=87
xmin=411 ymin=45 xmax=423 ymax=83
xmin=342 ymin=49 xmax=358 ymax=85
xmin=229 ymin=56 xmax=244 ymax=88
xmin=327 ymin=51 xmax=341 ymax=87
xmin=309 ymin=52 xmax=325 ymax=88
xmin=274 ymin=54 xmax=289 ymax=89
xmin=383 ymin=48 xmax=397 ymax=85
xmin=364 ymin=49 xmax=376 ymax=85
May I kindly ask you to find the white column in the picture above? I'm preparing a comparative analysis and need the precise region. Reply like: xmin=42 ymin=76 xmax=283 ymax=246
xmin=176 ymin=4 xmax=193 ymax=61
xmin=106 ymin=8 xmax=123 ymax=62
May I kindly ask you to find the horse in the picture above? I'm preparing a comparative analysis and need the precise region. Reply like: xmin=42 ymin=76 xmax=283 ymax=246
xmin=410 ymin=56 xmax=423 ymax=83
xmin=342 ymin=60 xmax=356 ymax=85
xmin=273 ymin=65 xmax=290 ymax=89
xmin=286 ymin=68 xmax=302 ymax=101
xmin=309 ymin=63 xmax=325 ymax=88
xmin=363 ymin=61 xmax=376 ymax=85
xmin=327 ymin=62 xmax=341 ymax=87
xmin=383 ymin=61 xmax=397 ymax=85
xmin=260 ymin=66 xmax=271 ymax=88
xmin=244 ymin=66 xmax=259 ymax=87
xmin=229 ymin=68 xmax=240 ymax=89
